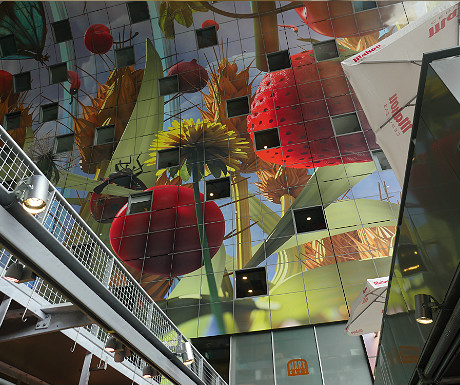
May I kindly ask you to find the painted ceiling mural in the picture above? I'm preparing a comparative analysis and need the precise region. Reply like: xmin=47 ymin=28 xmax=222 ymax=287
xmin=0 ymin=1 xmax=438 ymax=338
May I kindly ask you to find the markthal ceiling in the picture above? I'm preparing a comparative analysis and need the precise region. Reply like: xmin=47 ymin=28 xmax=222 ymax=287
xmin=0 ymin=1 xmax=439 ymax=339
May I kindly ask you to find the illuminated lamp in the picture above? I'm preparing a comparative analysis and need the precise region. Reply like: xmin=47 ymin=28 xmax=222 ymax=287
xmin=415 ymin=294 xmax=440 ymax=325
xmin=142 ymin=365 xmax=161 ymax=379
xmin=15 ymin=175 xmax=49 ymax=214
xmin=4 ymin=261 xmax=36 ymax=283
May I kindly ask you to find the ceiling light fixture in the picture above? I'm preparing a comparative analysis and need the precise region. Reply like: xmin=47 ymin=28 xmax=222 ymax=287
xmin=142 ymin=365 xmax=161 ymax=379
xmin=415 ymin=294 xmax=440 ymax=324
xmin=14 ymin=175 xmax=49 ymax=214
xmin=4 ymin=261 xmax=36 ymax=283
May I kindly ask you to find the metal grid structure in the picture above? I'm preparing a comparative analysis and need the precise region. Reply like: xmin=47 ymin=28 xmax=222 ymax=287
xmin=0 ymin=124 xmax=227 ymax=385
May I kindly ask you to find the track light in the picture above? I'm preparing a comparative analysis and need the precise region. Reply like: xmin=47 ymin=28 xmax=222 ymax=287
xmin=142 ymin=365 xmax=161 ymax=379
xmin=15 ymin=175 xmax=49 ymax=214
xmin=181 ymin=341 xmax=194 ymax=365
xmin=114 ymin=347 xmax=131 ymax=363
xmin=415 ymin=294 xmax=440 ymax=324
xmin=104 ymin=336 xmax=123 ymax=353
xmin=4 ymin=261 xmax=36 ymax=283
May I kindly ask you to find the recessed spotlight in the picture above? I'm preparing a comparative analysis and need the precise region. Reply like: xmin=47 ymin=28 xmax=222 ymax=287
xmin=414 ymin=251 xmax=418 ymax=255
xmin=306 ymin=217 xmax=311 ymax=221
xmin=209 ymin=192 xmax=214 ymax=196
xmin=242 ymin=276 xmax=247 ymax=280
xmin=248 ymin=289 xmax=253 ymax=293
xmin=263 ymin=145 xmax=268 ymax=149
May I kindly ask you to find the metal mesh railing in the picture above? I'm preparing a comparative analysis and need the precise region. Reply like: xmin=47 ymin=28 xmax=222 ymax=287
xmin=0 ymin=125 xmax=227 ymax=385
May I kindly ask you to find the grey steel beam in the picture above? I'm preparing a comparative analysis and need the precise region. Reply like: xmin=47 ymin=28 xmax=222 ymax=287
xmin=0 ymin=310 xmax=92 ymax=343
xmin=78 ymin=351 xmax=92 ymax=385
xmin=0 ymin=361 xmax=50 ymax=385
xmin=0 ymin=204 xmax=204 ymax=385
xmin=0 ymin=296 xmax=11 ymax=328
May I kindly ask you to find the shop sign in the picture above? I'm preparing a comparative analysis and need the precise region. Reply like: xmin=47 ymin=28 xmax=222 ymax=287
xmin=287 ymin=359 xmax=309 ymax=376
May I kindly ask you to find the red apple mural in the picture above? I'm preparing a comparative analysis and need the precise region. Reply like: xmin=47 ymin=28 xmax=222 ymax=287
xmin=109 ymin=185 xmax=225 ymax=277
xmin=247 ymin=50 xmax=372 ymax=168
xmin=202 ymin=20 xmax=219 ymax=31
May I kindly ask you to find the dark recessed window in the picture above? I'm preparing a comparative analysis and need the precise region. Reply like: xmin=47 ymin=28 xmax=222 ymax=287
xmin=254 ymin=128 xmax=280 ymax=151
xmin=4 ymin=111 xmax=22 ymax=131
xmin=293 ymin=206 xmax=327 ymax=233
xmin=0 ymin=34 xmax=17 ymax=57
xmin=127 ymin=1 xmax=150 ymax=24
xmin=158 ymin=75 xmax=179 ymax=96
xmin=54 ymin=133 xmax=75 ymax=154
xmin=226 ymin=96 xmax=250 ymax=118
xmin=40 ymin=102 xmax=59 ymax=123
xmin=372 ymin=149 xmax=391 ymax=171
xmin=331 ymin=112 xmax=361 ymax=136
xmin=94 ymin=124 xmax=115 ymax=145
xmin=128 ymin=191 xmax=152 ymax=215
xmin=115 ymin=46 xmax=135 ymax=68
xmin=206 ymin=177 xmax=231 ymax=201
xmin=353 ymin=1 xmax=377 ymax=12
xmin=267 ymin=50 xmax=291 ymax=72
xmin=13 ymin=72 xmax=31 ymax=93
xmin=313 ymin=40 xmax=339 ymax=62
xmin=235 ymin=267 xmax=268 ymax=299
xmin=398 ymin=243 xmax=426 ymax=277
xmin=51 ymin=19 xmax=73 ymax=43
xmin=49 ymin=63 xmax=68 ymax=84
xmin=157 ymin=147 xmax=180 ymax=169
xmin=196 ymin=26 xmax=218 ymax=49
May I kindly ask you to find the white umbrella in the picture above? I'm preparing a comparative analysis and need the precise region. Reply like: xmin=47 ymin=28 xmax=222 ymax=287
xmin=342 ymin=2 xmax=459 ymax=186
xmin=345 ymin=277 xmax=389 ymax=336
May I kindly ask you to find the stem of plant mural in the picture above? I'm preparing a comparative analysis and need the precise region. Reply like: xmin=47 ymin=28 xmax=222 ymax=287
xmin=231 ymin=173 xmax=252 ymax=269
xmin=272 ymin=194 xmax=302 ymax=285
xmin=192 ymin=163 xmax=225 ymax=334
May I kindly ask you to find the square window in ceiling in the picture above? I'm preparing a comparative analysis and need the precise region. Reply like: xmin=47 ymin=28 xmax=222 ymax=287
xmin=254 ymin=128 xmax=280 ymax=151
xmin=157 ymin=147 xmax=180 ymax=169
xmin=313 ymin=40 xmax=339 ymax=62
xmin=54 ymin=133 xmax=75 ymax=154
xmin=226 ymin=96 xmax=250 ymax=118
xmin=94 ymin=124 xmax=115 ymax=145
xmin=331 ymin=112 xmax=361 ymax=136
xmin=372 ymin=149 xmax=391 ymax=171
xmin=196 ymin=26 xmax=218 ymax=49
xmin=13 ymin=72 xmax=31 ymax=93
xmin=40 ymin=102 xmax=59 ymax=123
xmin=293 ymin=206 xmax=327 ymax=234
xmin=127 ymin=1 xmax=150 ymax=24
xmin=235 ymin=267 xmax=268 ymax=299
xmin=115 ymin=46 xmax=135 ymax=68
xmin=51 ymin=19 xmax=73 ymax=43
xmin=0 ymin=34 xmax=17 ymax=57
xmin=128 ymin=191 xmax=152 ymax=215
xmin=267 ymin=50 xmax=291 ymax=72
xmin=49 ymin=63 xmax=68 ymax=84
xmin=158 ymin=75 xmax=179 ymax=96
xmin=4 ymin=111 xmax=22 ymax=131
xmin=206 ymin=177 xmax=231 ymax=201
xmin=352 ymin=1 xmax=377 ymax=12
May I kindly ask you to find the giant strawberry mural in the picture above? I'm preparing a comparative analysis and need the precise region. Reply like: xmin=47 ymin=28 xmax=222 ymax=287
xmin=247 ymin=50 xmax=372 ymax=168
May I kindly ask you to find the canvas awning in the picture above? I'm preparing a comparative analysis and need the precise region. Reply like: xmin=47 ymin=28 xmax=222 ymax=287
xmin=342 ymin=2 xmax=459 ymax=186
xmin=345 ymin=277 xmax=388 ymax=336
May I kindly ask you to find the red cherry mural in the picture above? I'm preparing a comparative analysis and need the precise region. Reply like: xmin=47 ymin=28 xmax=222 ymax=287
xmin=247 ymin=50 xmax=372 ymax=168
xmin=166 ymin=59 xmax=209 ymax=93
xmin=67 ymin=70 xmax=81 ymax=94
xmin=202 ymin=20 xmax=219 ymax=31
xmin=0 ymin=70 xmax=13 ymax=99
xmin=109 ymin=185 xmax=225 ymax=277
xmin=84 ymin=24 xmax=114 ymax=54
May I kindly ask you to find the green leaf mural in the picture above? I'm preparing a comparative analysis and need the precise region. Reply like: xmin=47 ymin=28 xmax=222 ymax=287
xmin=105 ymin=38 xmax=164 ymax=188
xmin=247 ymin=162 xmax=378 ymax=267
